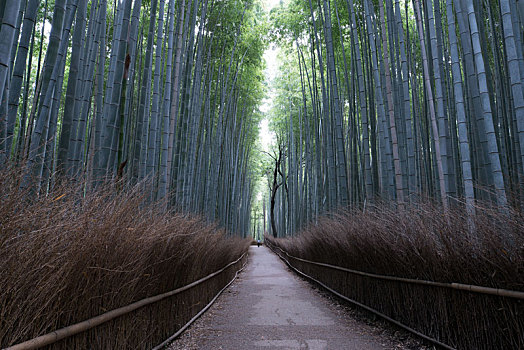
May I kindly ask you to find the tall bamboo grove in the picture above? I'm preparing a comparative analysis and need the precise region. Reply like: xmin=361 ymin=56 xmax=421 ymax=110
xmin=267 ymin=0 xmax=524 ymax=237
xmin=0 ymin=0 xmax=267 ymax=236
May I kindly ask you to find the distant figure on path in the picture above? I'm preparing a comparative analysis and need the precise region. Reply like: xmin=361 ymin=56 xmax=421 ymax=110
xmin=257 ymin=239 xmax=261 ymax=247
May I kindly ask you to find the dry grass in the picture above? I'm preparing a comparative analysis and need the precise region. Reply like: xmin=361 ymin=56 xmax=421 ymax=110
xmin=267 ymin=202 xmax=524 ymax=349
xmin=0 ymin=166 xmax=250 ymax=348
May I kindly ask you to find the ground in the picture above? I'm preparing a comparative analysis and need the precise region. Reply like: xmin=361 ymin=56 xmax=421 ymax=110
xmin=167 ymin=246 xmax=433 ymax=350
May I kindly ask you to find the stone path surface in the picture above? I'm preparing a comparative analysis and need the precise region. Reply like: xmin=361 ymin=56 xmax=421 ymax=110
xmin=168 ymin=246 xmax=404 ymax=350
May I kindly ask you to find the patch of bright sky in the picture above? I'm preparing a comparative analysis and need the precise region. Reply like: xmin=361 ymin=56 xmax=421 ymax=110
xmin=262 ymin=0 xmax=282 ymax=11
xmin=258 ymin=0 xmax=284 ymax=153
xmin=253 ymin=0 xmax=284 ymax=206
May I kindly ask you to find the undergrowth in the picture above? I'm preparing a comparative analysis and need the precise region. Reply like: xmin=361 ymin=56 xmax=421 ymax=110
xmin=270 ymin=202 xmax=523 ymax=289
xmin=0 ymin=166 xmax=250 ymax=348
xmin=267 ymin=202 xmax=524 ymax=349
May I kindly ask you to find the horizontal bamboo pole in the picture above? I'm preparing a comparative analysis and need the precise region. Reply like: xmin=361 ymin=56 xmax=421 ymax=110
xmin=4 ymin=252 xmax=247 ymax=350
xmin=151 ymin=255 xmax=249 ymax=350
xmin=270 ymin=244 xmax=524 ymax=299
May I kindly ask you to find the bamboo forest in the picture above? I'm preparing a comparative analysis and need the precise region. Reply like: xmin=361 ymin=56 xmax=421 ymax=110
xmin=1 ymin=0 xmax=523 ymax=349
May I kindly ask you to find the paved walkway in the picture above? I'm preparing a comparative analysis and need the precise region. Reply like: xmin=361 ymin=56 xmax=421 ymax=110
xmin=169 ymin=246 xmax=395 ymax=350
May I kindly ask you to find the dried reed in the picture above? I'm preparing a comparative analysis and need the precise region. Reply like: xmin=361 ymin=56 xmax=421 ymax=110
xmin=0 ymin=166 xmax=250 ymax=348
xmin=267 ymin=202 xmax=523 ymax=349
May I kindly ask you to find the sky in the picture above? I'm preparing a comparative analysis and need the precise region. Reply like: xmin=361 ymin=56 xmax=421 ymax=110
xmin=262 ymin=0 xmax=282 ymax=11
xmin=258 ymin=0 xmax=283 ymax=152
xmin=255 ymin=0 xmax=283 ymax=202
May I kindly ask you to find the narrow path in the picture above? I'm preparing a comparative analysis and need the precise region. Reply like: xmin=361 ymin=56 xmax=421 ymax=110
xmin=168 ymin=246 xmax=400 ymax=349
